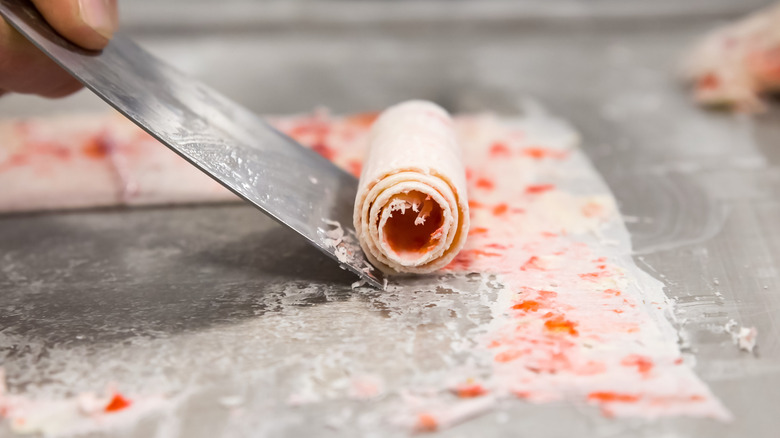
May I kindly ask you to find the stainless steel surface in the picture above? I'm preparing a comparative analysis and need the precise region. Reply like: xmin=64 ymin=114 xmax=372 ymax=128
xmin=2 ymin=0 xmax=780 ymax=437
xmin=0 ymin=0 xmax=383 ymax=289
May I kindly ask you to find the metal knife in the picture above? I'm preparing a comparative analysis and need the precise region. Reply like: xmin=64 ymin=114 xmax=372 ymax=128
xmin=0 ymin=0 xmax=384 ymax=289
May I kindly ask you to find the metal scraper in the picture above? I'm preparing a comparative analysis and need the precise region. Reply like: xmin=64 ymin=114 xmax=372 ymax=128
xmin=0 ymin=0 xmax=384 ymax=289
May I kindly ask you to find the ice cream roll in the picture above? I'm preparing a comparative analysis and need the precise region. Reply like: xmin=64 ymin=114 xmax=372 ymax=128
xmin=354 ymin=100 xmax=469 ymax=274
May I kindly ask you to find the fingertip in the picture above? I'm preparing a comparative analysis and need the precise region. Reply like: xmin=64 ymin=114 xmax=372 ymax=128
xmin=77 ymin=0 xmax=119 ymax=44
xmin=32 ymin=0 xmax=118 ymax=51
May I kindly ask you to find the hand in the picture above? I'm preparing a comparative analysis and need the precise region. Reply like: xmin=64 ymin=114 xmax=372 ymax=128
xmin=0 ymin=0 xmax=118 ymax=98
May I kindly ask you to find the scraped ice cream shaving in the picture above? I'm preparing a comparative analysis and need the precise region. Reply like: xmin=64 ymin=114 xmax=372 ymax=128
xmin=319 ymin=219 xmax=375 ymax=276
xmin=737 ymin=327 xmax=758 ymax=352
xmin=684 ymin=2 xmax=780 ymax=111
xmin=725 ymin=319 xmax=758 ymax=353
xmin=0 ymin=368 xmax=170 ymax=437
xmin=0 ymin=114 xmax=236 ymax=212
xmin=411 ymin=396 xmax=496 ymax=432
xmin=0 ymin=105 xmax=739 ymax=435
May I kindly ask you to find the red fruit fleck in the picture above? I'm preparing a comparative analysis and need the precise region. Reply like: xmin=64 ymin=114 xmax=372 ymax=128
xmin=347 ymin=160 xmax=362 ymax=177
xmin=346 ymin=112 xmax=379 ymax=128
xmin=476 ymin=178 xmax=495 ymax=190
xmin=485 ymin=243 xmax=507 ymax=249
xmin=521 ymin=147 xmax=569 ymax=160
xmin=521 ymin=147 xmax=547 ymax=159
xmin=473 ymin=249 xmax=501 ymax=257
xmin=544 ymin=315 xmax=578 ymax=336
xmin=538 ymin=290 xmax=557 ymax=299
xmin=582 ymin=201 xmax=604 ymax=218
xmin=0 ymin=154 xmax=29 ymax=171
xmin=512 ymin=300 xmax=541 ymax=312
xmin=468 ymin=200 xmax=484 ymax=209
xmin=490 ymin=142 xmax=512 ymax=157
xmin=82 ymin=134 xmax=112 ymax=159
xmin=492 ymin=203 xmax=508 ymax=215
xmin=104 ymin=393 xmax=132 ymax=412
xmin=417 ymin=413 xmax=438 ymax=432
xmin=520 ymin=256 xmax=544 ymax=271
xmin=495 ymin=350 xmax=523 ymax=363
xmin=469 ymin=227 xmax=488 ymax=235
xmin=587 ymin=392 xmax=639 ymax=403
xmin=311 ymin=143 xmax=335 ymax=161
xmin=455 ymin=384 xmax=487 ymax=398
xmin=697 ymin=73 xmax=720 ymax=90
xmin=579 ymin=272 xmax=607 ymax=280
xmin=525 ymin=184 xmax=554 ymax=194
xmin=612 ymin=309 xmax=624 ymax=314
xmin=621 ymin=355 xmax=654 ymax=375
xmin=674 ymin=358 xmax=684 ymax=365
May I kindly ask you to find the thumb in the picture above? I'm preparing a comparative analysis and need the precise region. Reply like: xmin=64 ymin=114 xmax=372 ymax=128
xmin=31 ymin=0 xmax=119 ymax=51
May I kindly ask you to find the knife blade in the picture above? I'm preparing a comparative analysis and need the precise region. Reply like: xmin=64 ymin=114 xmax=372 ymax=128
xmin=0 ymin=0 xmax=384 ymax=289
